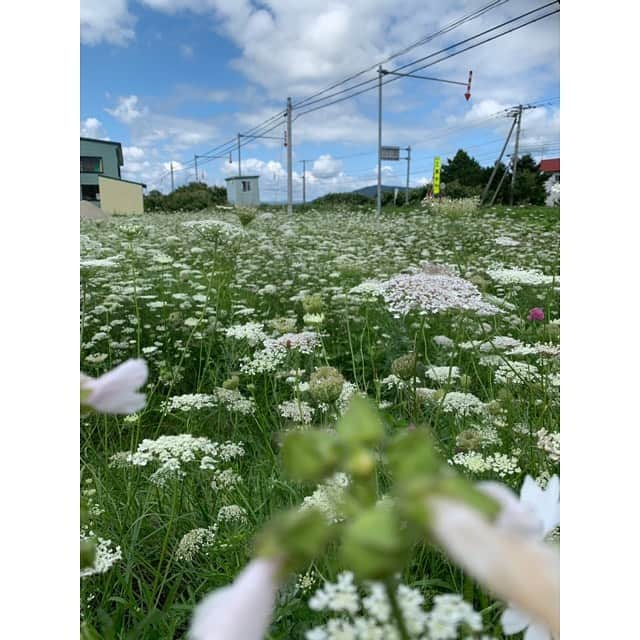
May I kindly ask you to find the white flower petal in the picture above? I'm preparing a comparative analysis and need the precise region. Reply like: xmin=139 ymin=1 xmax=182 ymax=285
xmin=478 ymin=481 xmax=542 ymax=538
xmin=524 ymin=620 xmax=552 ymax=640
xmin=520 ymin=475 xmax=560 ymax=538
xmin=189 ymin=558 xmax=280 ymax=640
xmin=83 ymin=359 xmax=148 ymax=414
xmin=501 ymin=605 xmax=530 ymax=634
xmin=428 ymin=497 xmax=560 ymax=639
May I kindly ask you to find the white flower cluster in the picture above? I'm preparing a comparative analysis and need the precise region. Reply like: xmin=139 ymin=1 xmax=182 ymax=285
xmin=213 ymin=387 xmax=255 ymax=416
xmin=376 ymin=265 xmax=500 ymax=317
xmin=424 ymin=366 xmax=461 ymax=384
xmin=224 ymin=321 xmax=268 ymax=346
xmin=486 ymin=267 xmax=555 ymax=286
xmin=306 ymin=572 xmax=485 ymax=640
xmin=300 ymin=472 xmax=350 ymax=523
xmin=163 ymin=389 xmax=254 ymax=415
xmin=279 ymin=399 xmax=315 ymax=424
xmin=537 ymin=428 xmax=560 ymax=462
xmin=439 ymin=392 xmax=486 ymax=416
xmin=494 ymin=361 xmax=539 ymax=385
xmin=112 ymin=435 xmax=244 ymax=487
xmin=175 ymin=526 xmax=218 ymax=562
xmin=241 ymin=331 xmax=322 ymax=375
xmin=80 ymin=536 xmax=122 ymax=578
xmin=494 ymin=236 xmax=520 ymax=246
xmin=182 ymin=219 xmax=244 ymax=241
xmin=163 ymin=393 xmax=217 ymax=412
xmin=216 ymin=504 xmax=248 ymax=525
xmin=449 ymin=452 xmax=521 ymax=477
xmin=507 ymin=342 xmax=560 ymax=358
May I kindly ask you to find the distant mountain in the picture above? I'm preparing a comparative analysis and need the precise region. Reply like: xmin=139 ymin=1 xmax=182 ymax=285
xmin=351 ymin=185 xmax=406 ymax=199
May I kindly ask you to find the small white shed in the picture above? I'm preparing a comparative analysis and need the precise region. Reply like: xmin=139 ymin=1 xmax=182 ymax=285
xmin=225 ymin=175 xmax=260 ymax=207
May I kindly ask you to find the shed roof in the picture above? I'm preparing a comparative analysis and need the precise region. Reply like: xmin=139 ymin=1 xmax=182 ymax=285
xmin=225 ymin=175 xmax=260 ymax=181
xmin=539 ymin=158 xmax=560 ymax=173
xmin=99 ymin=174 xmax=147 ymax=188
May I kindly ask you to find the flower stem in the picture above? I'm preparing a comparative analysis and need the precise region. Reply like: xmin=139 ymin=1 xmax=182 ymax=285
xmin=385 ymin=578 xmax=412 ymax=640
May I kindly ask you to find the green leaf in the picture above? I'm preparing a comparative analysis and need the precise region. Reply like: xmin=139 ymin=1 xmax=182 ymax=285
xmin=386 ymin=428 xmax=441 ymax=482
xmin=281 ymin=430 xmax=341 ymax=482
xmin=339 ymin=504 xmax=412 ymax=580
xmin=336 ymin=396 xmax=384 ymax=448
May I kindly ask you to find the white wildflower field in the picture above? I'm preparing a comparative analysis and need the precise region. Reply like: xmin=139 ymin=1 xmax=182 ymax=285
xmin=80 ymin=203 xmax=559 ymax=639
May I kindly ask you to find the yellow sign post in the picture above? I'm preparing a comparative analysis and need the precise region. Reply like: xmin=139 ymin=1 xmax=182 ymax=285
xmin=432 ymin=156 xmax=441 ymax=196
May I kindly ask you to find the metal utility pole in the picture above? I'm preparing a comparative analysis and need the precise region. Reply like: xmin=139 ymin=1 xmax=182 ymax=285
xmin=377 ymin=67 xmax=471 ymax=215
xmin=302 ymin=159 xmax=306 ymax=205
xmin=509 ymin=105 xmax=523 ymax=205
xmin=480 ymin=114 xmax=518 ymax=205
xmin=377 ymin=66 xmax=383 ymax=215
xmin=286 ymin=97 xmax=293 ymax=214
xmin=405 ymin=145 xmax=411 ymax=205
xmin=194 ymin=155 xmax=198 ymax=182
xmin=170 ymin=162 xmax=174 ymax=192
xmin=237 ymin=133 xmax=242 ymax=177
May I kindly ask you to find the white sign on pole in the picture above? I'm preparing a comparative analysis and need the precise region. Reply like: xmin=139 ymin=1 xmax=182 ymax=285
xmin=381 ymin=146 xmax=400 ymax=161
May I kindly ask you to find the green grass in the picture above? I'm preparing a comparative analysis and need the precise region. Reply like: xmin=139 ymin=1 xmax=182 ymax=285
xmin=80 ymin=203 xmax=559 ymax=638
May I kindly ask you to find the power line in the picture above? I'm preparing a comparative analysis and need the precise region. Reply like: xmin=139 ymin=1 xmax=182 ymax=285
xmin=294 ymin=2 xmax=559 ymax=118
xmin=292 ymin=0 xmax=512 ymax=109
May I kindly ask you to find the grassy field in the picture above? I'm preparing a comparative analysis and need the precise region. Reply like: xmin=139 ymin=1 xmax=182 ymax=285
xmin=80 ymin=202 xmax=559 ymax=639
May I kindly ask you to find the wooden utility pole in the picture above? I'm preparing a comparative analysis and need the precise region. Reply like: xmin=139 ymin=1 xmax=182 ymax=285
xmin=509 ymin=105 xmax=523 ymax=205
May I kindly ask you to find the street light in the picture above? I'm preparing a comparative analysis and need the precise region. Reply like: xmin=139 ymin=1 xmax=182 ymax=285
xmin=376 ymin=68 xmax=472 ymax=214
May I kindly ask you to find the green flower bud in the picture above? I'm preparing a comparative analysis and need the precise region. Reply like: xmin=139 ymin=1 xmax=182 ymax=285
xmin=455 ymin=429 xmax=482 ymax=452
xmin=346 ymin=449 xmax=376 ymax=478
xmin=222 ymin=375 xmax=240 ymax=391
xmin=281 ymin=430 xmax=341 ymax=482
xmin=80 ymin=538 xmax=96 ymax=570
xmin=168 ymin=311 xmax=182 ymax=327
xmin=302 ymin=293 xmax=323 ymax=314
xmin=459 ymin=374 xmax=472 ymax=390
xmin=337 ymin=396 xmax=385 ymax=449
xmin=309 ymin=367 xmax=345 ymax=404
xmin=391 ymin=353 xmax=417 ymax=381
xmin=386 ymin=428 xmax=441 ymax=482
xmin=340 ymin=504 xmax=412 ymax=580
xmin=496 ymin=388 xmax=513 ymax=402
xmin=236 ymin=207 xmax=257 ymax=226
xmin=256 ymin=507 xmax=332 ymax=574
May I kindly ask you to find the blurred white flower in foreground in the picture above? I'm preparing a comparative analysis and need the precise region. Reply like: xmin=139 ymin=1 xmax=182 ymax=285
xmin=81 ymin=359 xmax=148 ymax=414
xmin=428 ymin=476 xmax=559 ymax=640
xmin=189 ymin=558 xmax=280 ymax=640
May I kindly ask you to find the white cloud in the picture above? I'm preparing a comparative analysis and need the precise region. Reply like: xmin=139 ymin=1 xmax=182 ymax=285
xmin=105 ymin=95 xmax=146 ymax=123
xmin=81 ymin=0 xmax=136 ymax=46
xmin=123 ymin=146 xmax=145 ymax=161
xmin=311 ymin=154 xmax=343 ymax=179
xmin=180 ymin=44 xmax=194 ymax=59
xmin=80 ymin=117 xmax=107 ymax=139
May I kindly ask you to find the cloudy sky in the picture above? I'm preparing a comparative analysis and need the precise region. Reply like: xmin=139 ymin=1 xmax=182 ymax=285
xmin=80 ymin=0 xmax=559 ymax=200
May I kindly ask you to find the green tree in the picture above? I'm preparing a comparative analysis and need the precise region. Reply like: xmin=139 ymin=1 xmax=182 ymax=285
xmin=441 ymin=149 xmax=485 ymax=187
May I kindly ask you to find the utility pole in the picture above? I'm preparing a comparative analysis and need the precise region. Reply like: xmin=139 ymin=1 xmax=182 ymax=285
xmin=405 ymin=145 xmax=411 ymax=205
xmin=480 ymin=113 xmax=517 ymax=205
xmin=170 ymin=162 xmax=174 ymax=192
xmin=509 ymin=105 xmax=523 ymax=205
xmin=302 ymin=159 xmax=306 ymax=205
xmin=237 ymin=133 xmax=242 ymax=178
xmin=286 ymin=97 xmax=293 ymax=214
xmin=377 ymin=66 xmax=383 ymax=215
xmin=194 ymin=155 xmax=198 ymax=182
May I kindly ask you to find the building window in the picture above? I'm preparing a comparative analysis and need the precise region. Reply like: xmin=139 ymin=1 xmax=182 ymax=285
xmin=81 ymin=184 xmax=100 ymax=201
xmin=81 ymin=156 xmax=103 ymax=173
xmin=242 ymin=180 xmax=251 ymax=192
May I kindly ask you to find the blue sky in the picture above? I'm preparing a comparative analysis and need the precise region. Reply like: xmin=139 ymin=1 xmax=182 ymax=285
xmin=80 ymin=0 xmax=559 ymax=200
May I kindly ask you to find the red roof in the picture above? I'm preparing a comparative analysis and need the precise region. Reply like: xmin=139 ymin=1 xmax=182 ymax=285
xmin=539 ymin=158 xmax=560 ymax=173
